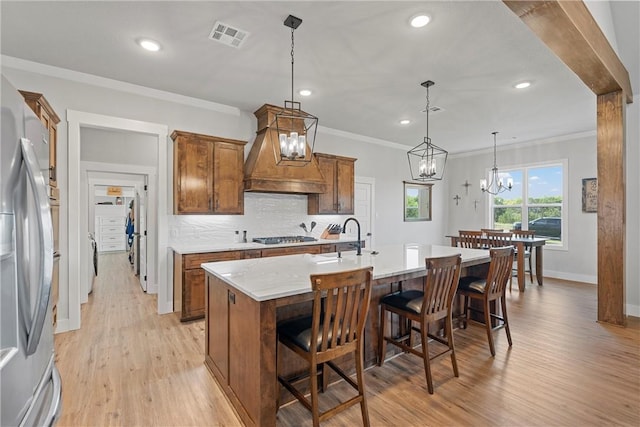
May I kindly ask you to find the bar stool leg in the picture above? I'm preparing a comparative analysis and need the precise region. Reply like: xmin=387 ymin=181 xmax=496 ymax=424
xmin=378 ymin=305 xmax=387 ymax=366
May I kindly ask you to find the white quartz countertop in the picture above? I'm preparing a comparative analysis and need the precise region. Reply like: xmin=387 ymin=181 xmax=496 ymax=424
xmin=170 ymin=238 xmax=360 ymax=254
xmin=202 ymin=243 xmax=490 ymax=301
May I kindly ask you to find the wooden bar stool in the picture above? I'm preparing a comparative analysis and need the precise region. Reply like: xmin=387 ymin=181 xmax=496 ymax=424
xmin=277 ymin=267 xmax=374 ymax=427
xmin=457 ymin=246 xmax=514 ymax=356
xmin=378 ymin=254 xmax=462 ymax=394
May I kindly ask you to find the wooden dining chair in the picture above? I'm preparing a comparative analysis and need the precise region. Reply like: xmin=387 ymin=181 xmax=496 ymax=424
xmin=485 ymin=230 xmax=512 ymax=248
xmin=457 ymin=246 xmax=515 ymax=356
xmin=481 ymin=228 xmax=503 ymax=234
xmin=510 ymin=229 xmax=535 ymax=289
xmin=277 ymin=267 xmax=374 ymax=427
xmin=378 ymin=254 xmax=462 ymax=394
xmin=458 ymin=230 xmax=484 ymax=248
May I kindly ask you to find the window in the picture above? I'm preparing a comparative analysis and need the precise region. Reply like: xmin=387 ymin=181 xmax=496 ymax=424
xmin=404 ymin=181 xmax=432 ymax=221
xmin=491 ymin=161 xmax=566 ymax=247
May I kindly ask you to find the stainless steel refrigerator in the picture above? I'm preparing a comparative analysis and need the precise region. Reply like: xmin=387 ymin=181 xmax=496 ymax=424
xmin=1 ymin=74 xmax=62 ymax=426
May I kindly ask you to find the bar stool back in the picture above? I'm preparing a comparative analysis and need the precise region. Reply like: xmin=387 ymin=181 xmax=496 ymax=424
xmin=277 ymin=267 xmax=374 ymax=427
xmin=378 ymin=254 xmax=462 ymax=394
xmin=457 ymin=246 xmax=515 ymax=356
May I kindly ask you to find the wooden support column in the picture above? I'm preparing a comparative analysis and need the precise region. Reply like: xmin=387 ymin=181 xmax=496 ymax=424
xmin=597 ymin=91 xmax=626 ymax=325
xmin=503 ymin=0 xmax=633 ymax=325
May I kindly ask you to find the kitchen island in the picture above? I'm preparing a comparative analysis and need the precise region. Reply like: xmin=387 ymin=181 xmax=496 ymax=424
xmin=202 ymin=244 xmax=490 ymax=427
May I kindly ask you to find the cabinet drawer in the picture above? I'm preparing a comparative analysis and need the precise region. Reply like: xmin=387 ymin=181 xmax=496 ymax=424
xmin=243 ymin=250 xmax=262 ymax=259
xmin=101 ymin=234 xmax=124 ymax=243
xmin=101 ymin=216 xmax=123 ymax=226
xmin=101 ymin=225 xmax=122 ymax=234
xmin=261 ymin=245 xmax=322 ymax=258
xmin=100 ymin=242 xmax=125 ymax=252
xmin=184 ymin=251 xmax=243 ymax=269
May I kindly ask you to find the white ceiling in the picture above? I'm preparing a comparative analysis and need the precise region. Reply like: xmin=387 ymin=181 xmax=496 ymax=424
xmin=1 ymin=1 xmax=637 ymax=154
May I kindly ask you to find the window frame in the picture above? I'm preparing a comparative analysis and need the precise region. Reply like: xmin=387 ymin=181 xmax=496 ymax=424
xmin=488 ymin=159 xmax=568 ymax=250
xmin=403 ymin=181 xmax=432 ymax=222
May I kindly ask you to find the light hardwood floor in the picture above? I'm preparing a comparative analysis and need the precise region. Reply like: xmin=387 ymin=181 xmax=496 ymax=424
xmin=55 ymin=253 xmax=640 ymax=426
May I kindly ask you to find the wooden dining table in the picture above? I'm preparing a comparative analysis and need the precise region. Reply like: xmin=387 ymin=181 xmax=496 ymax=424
xmin=447 ymin=235 xmax=547 ymax=291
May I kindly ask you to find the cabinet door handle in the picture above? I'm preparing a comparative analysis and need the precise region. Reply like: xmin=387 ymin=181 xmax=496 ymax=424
xmin=228 ymin=291 xmax=235 ymax=304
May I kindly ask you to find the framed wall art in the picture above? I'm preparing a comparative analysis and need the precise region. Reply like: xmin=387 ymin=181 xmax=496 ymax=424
xmin=582 ymin=178 xmax=597 ymax=213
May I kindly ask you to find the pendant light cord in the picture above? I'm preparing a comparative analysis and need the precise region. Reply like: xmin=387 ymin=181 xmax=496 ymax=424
xmin=290 ymin=27 xmax=295 ymax=104
xmin=425 ymin=85 xmax=430 ymax=140
xmin=492 ymin=132 xmax=498 ymax=169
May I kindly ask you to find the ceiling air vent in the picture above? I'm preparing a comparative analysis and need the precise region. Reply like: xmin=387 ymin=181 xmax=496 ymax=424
xmin=209 ymin=21 xmax=249 ymax=48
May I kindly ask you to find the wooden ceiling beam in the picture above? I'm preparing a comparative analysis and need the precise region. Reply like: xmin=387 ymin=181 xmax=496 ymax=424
xmin=503 ymin=0 xmax=633 ymax=103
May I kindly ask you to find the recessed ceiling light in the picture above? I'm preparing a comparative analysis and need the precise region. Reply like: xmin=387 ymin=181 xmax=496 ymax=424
xmin=138 ymin=38 xmax=161 ymax=52
xmin=299 ymin=89 xmax=312 ymax=97
xmin=400 ymin=119 xmax=411 ymax=125
xmin=410 ymin=14 xmax=431 ymax=28
xmin=514 ymin=81 xmax=531 ymax=89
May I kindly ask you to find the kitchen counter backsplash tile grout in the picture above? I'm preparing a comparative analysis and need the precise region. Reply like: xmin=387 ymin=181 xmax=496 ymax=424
xmin=169 ymin=192 xmax=355 ymax=246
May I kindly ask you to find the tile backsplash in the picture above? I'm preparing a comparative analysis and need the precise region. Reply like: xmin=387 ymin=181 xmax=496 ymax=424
xmin=169 ymin=192 xmax=348 ymax=245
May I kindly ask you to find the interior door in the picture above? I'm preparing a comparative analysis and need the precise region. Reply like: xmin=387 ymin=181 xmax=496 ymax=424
xmin=354 ymin=179 xmax=374 ymax=250
xmin=137 ymin=184 xmax=147 ymax=292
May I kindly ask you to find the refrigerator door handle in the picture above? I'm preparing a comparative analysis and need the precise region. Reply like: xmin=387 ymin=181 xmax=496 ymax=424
xmin=45 ymin=364 xmax=63 ymax=426
xmin=17 ymin=356 xmax=61 ymax=427
xmin=18 ymin=138 xmax=54 ymax=356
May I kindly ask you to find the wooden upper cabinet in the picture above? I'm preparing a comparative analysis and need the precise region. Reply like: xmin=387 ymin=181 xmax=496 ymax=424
xmin=172 ymin=130 xmax=246 ymax=214
xmin=19 ymin=90 xmax=60 ymax=188
xmin=308 ymin=153 xmax=356 ymax=214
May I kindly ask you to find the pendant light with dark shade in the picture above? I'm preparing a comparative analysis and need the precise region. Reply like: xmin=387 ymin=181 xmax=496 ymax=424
xmin=407 ymin=80 xmax=448 ymax=182
xmin=272 ymin=14 xmax=318 ymax=166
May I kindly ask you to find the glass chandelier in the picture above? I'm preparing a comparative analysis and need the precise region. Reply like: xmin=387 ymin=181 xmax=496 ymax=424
xmin=407 ymin=80 xmax=448 ymax=181
xmin=273 ymin=15 xmax=318 ymax=165
xmin=480 ymin=131 xmax=513 ymax=195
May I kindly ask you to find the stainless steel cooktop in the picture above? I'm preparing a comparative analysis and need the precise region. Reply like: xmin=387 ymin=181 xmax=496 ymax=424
xmin=252 ymin=236 xmax=317 ymax=245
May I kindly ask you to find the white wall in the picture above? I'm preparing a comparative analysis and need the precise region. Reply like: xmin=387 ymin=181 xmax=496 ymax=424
xmin=1 ymin=67 xmax=252 ymax=331
xmin=3 ymin=63 xmax=637 ymax=325
xmin=446 ymin=133 xmax=599 ymax=282
xmin=169 ymin=133 xmax=448 ymax=249
xmin=81 ymin=127 xmax=157 ymax=167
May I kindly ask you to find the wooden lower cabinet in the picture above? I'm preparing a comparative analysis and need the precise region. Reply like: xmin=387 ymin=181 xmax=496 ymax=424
xmin=206 ymin=274 xmax=229 ymax=381
xmin=175 ymin=243 xmax=349 ymax=321
xmin=205 ymin=274 xmax=277 ymax=427
xmin=175 ymin=251 xmax=243 ymax=321
xmin=260 ymin=245 xmax=322 ymax=258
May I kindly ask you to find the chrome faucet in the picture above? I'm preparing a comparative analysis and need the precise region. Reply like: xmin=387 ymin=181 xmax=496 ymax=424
xmin=342 ymin=217 xmax=362 ymax=255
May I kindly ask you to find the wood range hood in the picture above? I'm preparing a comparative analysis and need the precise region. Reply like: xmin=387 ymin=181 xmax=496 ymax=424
xmin=244 ymin=104 xmax=327 ymax=194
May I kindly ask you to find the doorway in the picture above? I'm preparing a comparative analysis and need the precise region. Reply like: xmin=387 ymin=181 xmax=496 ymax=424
xmin=66 ymin=110 xmax=169 ymax=332
xmin=354 ymin=176 xmax=375 ymax=250
xmin=85 ymin=176 xmax=149 ymax=299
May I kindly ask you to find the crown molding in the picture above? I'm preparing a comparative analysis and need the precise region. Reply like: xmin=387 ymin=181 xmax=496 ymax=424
xmin=318 ymin=125 xmax=409 ymax=151
xmin=1 ymin=55 xmax=240 ymax=116
xmin=449 ymin=130 xmax=597 ymax=159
